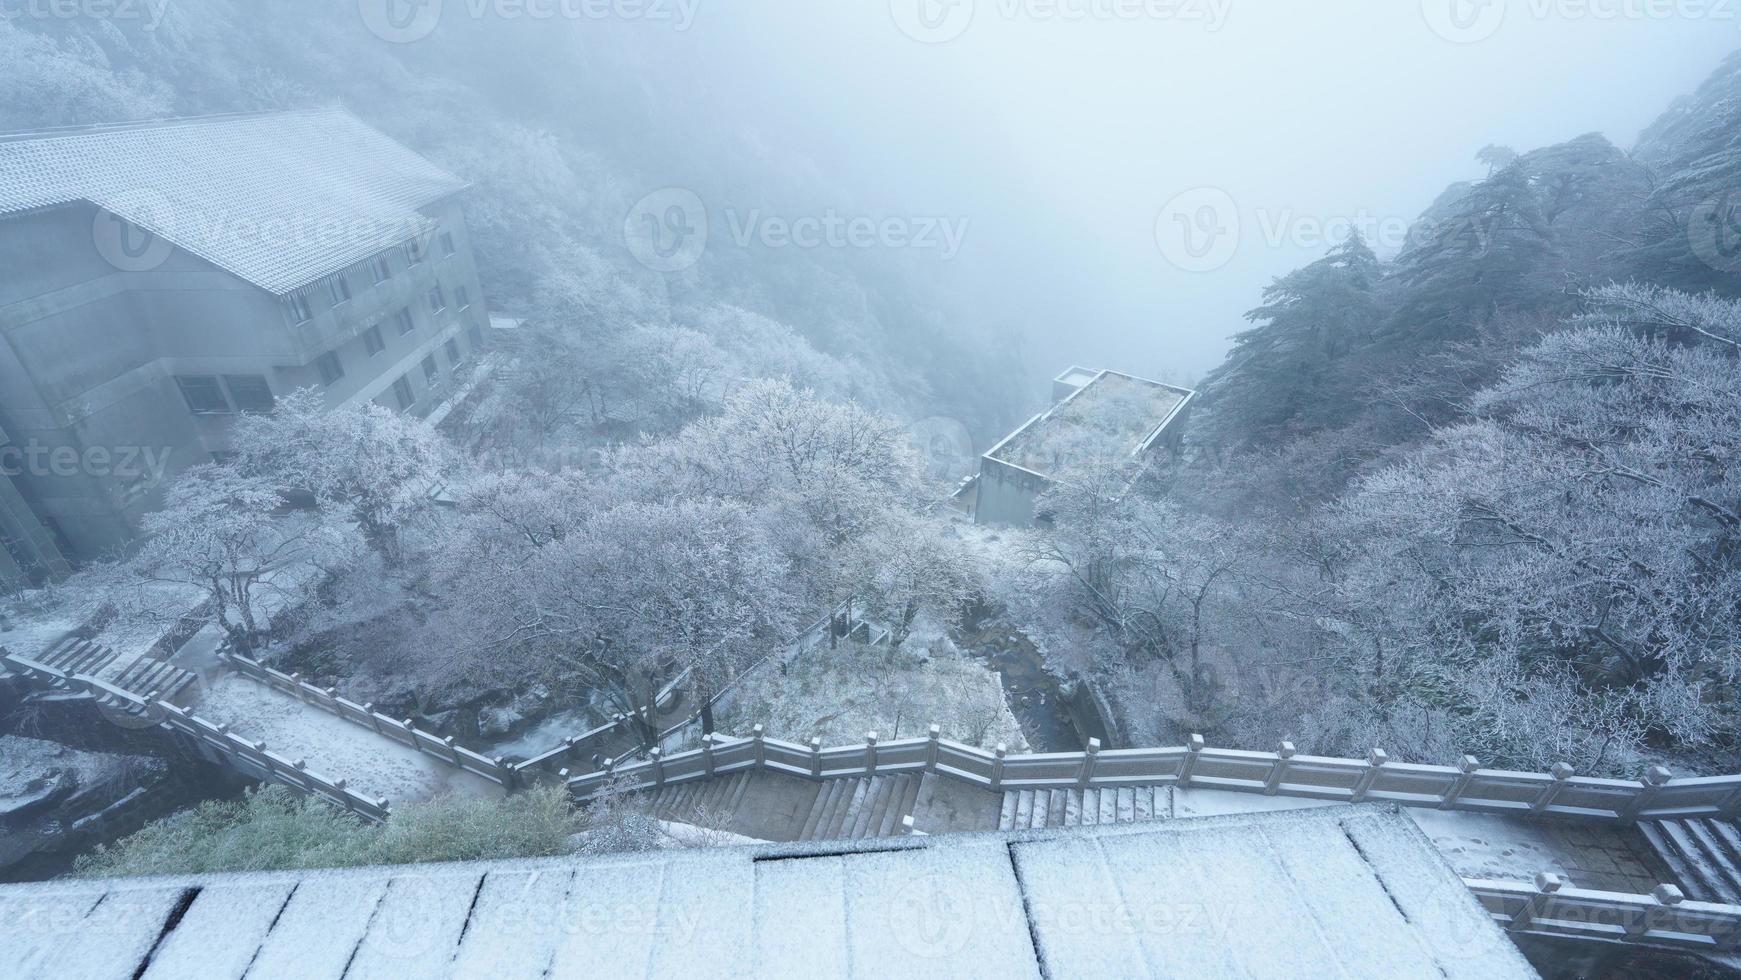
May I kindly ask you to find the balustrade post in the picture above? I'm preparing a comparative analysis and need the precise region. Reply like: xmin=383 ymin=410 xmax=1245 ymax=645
xmin=495 ymin=757 xmax=513 ymax=789
xmin=1718 ymin=781 xmax=1741 ymax=821
xmin=1350 ymin=748 xmax=1388 ymax=803
xmin=1626 ymin=884 xmax=1684 ymax=938
xmin=1440 ymin=756 xmax=1481 ymax=810
xmin=704 ymin=734 xmax=718 ymax=776
xmin=650 ymin=748 xmax=665 ymax=786
xmin=290 ymin=673 xmax=307 ymax=702
xmin=753 ymin=725 xmax=766 ymax=769
xmin=363 ymin=703 xmax=383 ymax=734
xmin=1178 ymin=734 xmax=1204 ymax=787
xmin=865 ymin=732 xmax=879 ymax=774
xmin=1530 ymin=763 xmax=1575 ymax=817
xmin=809 ymin=737 xmax=823 ymax=778
xmin=1077 ymin=738 xmax=1101 ymax=789
xmin=1508 ymin=872 xmax=1563 ymax=933
xmin=443 ymin=735 xmax=462 ymax=766
xmin=1621 ymin=767 xmax=1673 ymax=824
xmin=992 ymin=743 xmax=1008 ymax=792
xmin=926 ymin=725 xmax=942 ymax=772
xmin=1264 ymin=741 xmax=1296 ymax=795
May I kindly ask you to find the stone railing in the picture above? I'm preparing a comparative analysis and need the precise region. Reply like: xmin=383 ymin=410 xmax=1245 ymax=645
xmin=1 ymin=647 xmax=389 ymax=822
xmin=1470 ymin=873 xmax=1741 ymax=952
xmin=223 ymin=653 xmax=518 ymax=788
xmin=568 ymin=728 xmax=1741 ymax=825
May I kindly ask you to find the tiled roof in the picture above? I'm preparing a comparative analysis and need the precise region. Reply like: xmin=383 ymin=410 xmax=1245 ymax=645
xmin=0 ymin=107 xmax=467 ymax=295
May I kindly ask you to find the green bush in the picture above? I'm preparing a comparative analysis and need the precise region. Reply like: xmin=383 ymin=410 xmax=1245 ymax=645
xmin=76 ymin=784 xmax=584 ymax=879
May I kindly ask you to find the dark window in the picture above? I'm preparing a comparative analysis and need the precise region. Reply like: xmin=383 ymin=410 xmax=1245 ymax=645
xmin=286 ymin=292 xmax=313 ymax=323
xmin=441 ymin=231 xmax=456 ymax=256
xmin=177 ymin=375 xmax=230 ymax=414
xmin=392 ymin=375 xmax=415 ymax=411
xmin=395 ymin=308 xmax=416 ymax=335
xmin=468 ymin=324 xmax=484 ymax=349
xmin=445 ymin=338 xmax=462 ymax=368
xmin=370 ymin=255 xmax=392 ymax=283
xmin=421 ymin=353 xmax=439 ymax=382
xmin=317 ymin=351 xmax=344 ymax=386
xmin=363 ymin=325 xmax=386 ymax=356
xmin=405 ymin=238 xmax=426 ymax=266
xmin=224 ymin=375 xmax=275 ymax=413
xmin=456 ymin=286 xmax=470 ymax=310
xmin=429 ymin=285 xmax=447 ymax=314
xmin=327 ymin=274 xmax=351 ymax=305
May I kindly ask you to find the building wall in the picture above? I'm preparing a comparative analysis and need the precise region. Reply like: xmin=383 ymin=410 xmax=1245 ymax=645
xmin=974 ymin=457 xmax=1047 ymax=527
xmin=0 ymin=197 xmax=489 ymax=565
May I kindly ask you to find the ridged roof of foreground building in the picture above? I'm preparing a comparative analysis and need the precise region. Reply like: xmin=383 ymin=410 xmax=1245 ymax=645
xmin=0 ymin=107 xmax=467 ymax=295
xmin=0 ymin=807 xmax=1536 ymax=979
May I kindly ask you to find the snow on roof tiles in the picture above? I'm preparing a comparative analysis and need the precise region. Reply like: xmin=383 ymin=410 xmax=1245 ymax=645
xmin=0 ymin=107 xmax=467 ymax=295
xmin=0 ymin=807 xmax=1537 ymax=978
xmin=988 ymin=369 xmax=1194 ymax=478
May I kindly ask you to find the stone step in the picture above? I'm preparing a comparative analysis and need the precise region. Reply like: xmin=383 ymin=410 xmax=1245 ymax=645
xmin=879 ymin=774 xmax=922 ymax=838
xmin=798 ymin=780 xmax=840 ymax=840
xmin=998 ymin=786 xmax=1171 ymax=831
xmin=1640 ymin=819 xmax=1741 ymax=905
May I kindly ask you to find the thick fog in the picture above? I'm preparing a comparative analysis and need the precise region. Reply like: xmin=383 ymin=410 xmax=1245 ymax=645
xmin=565 ymin=2 xmax=1738 ymax=390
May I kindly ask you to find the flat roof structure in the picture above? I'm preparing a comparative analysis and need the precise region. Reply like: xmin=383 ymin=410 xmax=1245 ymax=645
xmin=987 ymin=369 xmax=1194 ymax=479
xmin=0 ymin=807 xmax=1536 ymax=979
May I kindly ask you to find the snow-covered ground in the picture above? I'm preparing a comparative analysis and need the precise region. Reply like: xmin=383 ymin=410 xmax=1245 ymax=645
xmin=193 ymin=674 xmax=504 ymax=806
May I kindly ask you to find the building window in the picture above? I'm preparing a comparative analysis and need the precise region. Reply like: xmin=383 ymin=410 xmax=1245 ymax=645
xmin=468 ymin=324 xmax=484 ymax=349
xmin=363 ymin=325 xmax=386 ymax=357
xmin=405 ymin=238 xmax=426 ymax=266
xmin=369 ymin=255 xmax=392 ymax=283
xmin=176 ymin=375 xmax=230 ymax=414
xmin=316 ymin=351 xmax=344 ymax=386
xmin=422 ymin=353 xmax=439 ymax=383
xmin=456 ymin=286 xmax=470 ymax=310
xmin=441 ymin=231 xmax=456 ymax=256
xmin=394 ymin=308 xmax=415 ymax=336
xmin=445 ymin=337 xmax=462 ymax=369
xmin=224 ymin=375 xmax=275 ymax=414
xmin=392 ymin=375 xmax=416 ymax=411
xmin=428 ymin=285 xmax=447 ymax=315
xmin=286 ymin=292 xmax=313 ymax=324
xmin=327 ymin=274 xmax=352 ymax=306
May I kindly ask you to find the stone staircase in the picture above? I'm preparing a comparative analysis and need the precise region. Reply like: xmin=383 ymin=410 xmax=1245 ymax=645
xmin=35 ymin=636 xmax=118 ymax=677
xmin=998 ymin=786 xmax=1171 ymax=831
xmin=1639 ymin=818 xmax=1741 ymax=904
xmin=798 ymin=773 xmax=924 ymax=842
xmin=34 ymin=635 xmax=198 ymax=702
xmin=648 ymin=770 xmax=756 ymax=825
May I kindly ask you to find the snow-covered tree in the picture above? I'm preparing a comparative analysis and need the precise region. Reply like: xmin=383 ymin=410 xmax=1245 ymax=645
xmin=127 ymin=466 xmax=357 ymax=657
xmin=230 ymin=390 xmax=454 ymax=566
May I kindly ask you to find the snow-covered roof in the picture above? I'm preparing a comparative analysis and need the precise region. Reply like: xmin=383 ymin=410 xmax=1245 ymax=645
xmin=0 ymin=107 xmax=467 ymax=295
xmin=987 ymin=369 xmax=1195 ymax=478
xmin=0 ymin=807 xmax=1534 ymax=978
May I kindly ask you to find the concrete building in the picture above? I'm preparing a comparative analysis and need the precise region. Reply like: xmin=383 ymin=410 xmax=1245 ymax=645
xmin=0 ymin=108 xmax=490 ymax=583
xmin=969 ymin=367 xmax=1196 ymax=526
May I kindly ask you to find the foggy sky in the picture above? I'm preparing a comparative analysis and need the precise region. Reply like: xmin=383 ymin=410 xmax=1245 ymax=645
xmin=608 ymin=2 xmax=1737 ymax=398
